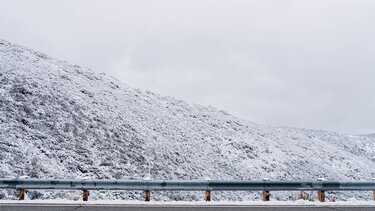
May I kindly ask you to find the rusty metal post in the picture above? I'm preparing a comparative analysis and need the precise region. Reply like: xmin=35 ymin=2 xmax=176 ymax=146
xmin=82 ymin=190 xmax=89 ymax=201
xmin=205 ymin=190 xmax=211 ymax=201
xmin=18 ymin=175 xmax=29 ymax=200
xmin=263 ymin=190 xmax=270 ymax=201
xmin=144 ymin=190 xmax=150 ymax=201
xmin=317 ymin=190 xmax=325 ymax=202
xmin=262 ymin=178 xmax=270 ymax=201
xmin=18 ymin=189 xmax=26 ymax=200
xmin=317 ymin=178 xmax=326 ymax=202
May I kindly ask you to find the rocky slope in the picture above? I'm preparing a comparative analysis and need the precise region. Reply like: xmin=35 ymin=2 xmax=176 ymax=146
xmin=1 ymin=40 xmax=375 ymax=201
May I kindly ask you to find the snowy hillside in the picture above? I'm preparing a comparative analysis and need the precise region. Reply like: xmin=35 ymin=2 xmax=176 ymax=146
xmin=359 ymin=134 xmax=375 ymax=139
xmin=1 ymin=40 xmax=375 ymax=201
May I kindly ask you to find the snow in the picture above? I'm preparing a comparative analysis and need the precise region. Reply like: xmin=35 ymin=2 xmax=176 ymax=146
xmin=359 ymin=133 xmax=375 ymax=139
xmin=0 ymin=199 xmax=375 ymax=206
xmin=1 ymin=39 xmax=375 ymax=201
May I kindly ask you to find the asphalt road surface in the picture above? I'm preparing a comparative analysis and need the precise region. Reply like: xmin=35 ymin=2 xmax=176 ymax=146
xmin=1 ymin=203 xmax=375 ymax=211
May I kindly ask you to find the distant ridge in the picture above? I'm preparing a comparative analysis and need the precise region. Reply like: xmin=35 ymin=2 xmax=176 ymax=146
xmin=358 ymin=133 xmax=375 ymax=138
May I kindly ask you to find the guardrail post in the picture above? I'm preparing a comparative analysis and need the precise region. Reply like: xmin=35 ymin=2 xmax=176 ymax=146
xmin=205 ymin=178 xmax=211 ymax=201
xmin=82 ymin=190 xmax=89 ymax=201
xmin=205 ymin=190 xmax=211 ymax=201
xmin=262 ymin=178 xmax=270 ymax=201
xmin=317 ymin=178 xmax=326 ymax=202
xmin=18 ymin=189 xmax=26 ymax=200
xmin=18 ymin=175 xmax=29 ymax=200
xmin=144 ymin=190 xmax=150 ymax=201
xmin=317 ymin=190 xmax=325 ymax=202
xmin=263 ymin=190 xmax=270 ymax=201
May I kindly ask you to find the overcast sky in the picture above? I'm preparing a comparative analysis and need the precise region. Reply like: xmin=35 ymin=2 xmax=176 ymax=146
xmin=1 ymin=0 xmax=374 ymax=134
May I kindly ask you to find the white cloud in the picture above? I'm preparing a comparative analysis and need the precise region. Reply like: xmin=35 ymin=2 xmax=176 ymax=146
xmin=1 ymin=0 xmax=374 ymax=133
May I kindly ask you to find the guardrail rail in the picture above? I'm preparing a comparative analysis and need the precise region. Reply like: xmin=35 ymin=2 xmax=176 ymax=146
xmin=1 ymin=178 xmax=375 ymax=202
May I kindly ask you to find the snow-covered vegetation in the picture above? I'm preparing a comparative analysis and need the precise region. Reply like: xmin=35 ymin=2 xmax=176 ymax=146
xmin=1 ymin=40 xmax=375 ymax=201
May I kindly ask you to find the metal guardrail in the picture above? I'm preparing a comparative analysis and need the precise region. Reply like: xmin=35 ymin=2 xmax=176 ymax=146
xmin=2 ymin=178 xmax=375 ymax=191
xmin=1 ymin=178 xmax=375 ymax=202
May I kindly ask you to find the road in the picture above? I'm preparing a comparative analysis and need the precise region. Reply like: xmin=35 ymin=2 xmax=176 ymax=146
xmin=1 ymin=203 xmax=375 ymax=211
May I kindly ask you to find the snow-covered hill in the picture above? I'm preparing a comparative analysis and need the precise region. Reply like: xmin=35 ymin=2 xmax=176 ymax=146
xmin=1 ymin=40 xmax=375 ymax=201
xmin=359 ymin=133 xmax=375 ymax=139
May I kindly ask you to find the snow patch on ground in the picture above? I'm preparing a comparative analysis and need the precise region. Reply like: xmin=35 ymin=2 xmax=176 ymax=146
xmin=1 ymin=199 xmax=375 ymax=206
